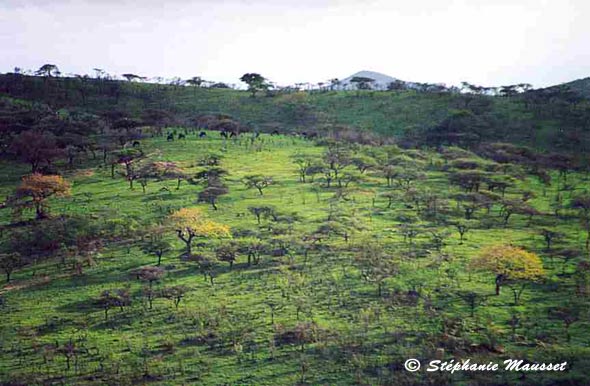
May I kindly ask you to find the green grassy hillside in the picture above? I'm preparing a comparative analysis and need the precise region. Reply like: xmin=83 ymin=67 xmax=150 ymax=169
xmin=1 ymin=131 xmax=590 ymax=385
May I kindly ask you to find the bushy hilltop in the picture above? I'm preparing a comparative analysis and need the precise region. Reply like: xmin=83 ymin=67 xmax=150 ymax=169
xmin=1 ymin=72 xmax=589 ymax=155
xmin=554 ymin=77 xmax=590 ymax=99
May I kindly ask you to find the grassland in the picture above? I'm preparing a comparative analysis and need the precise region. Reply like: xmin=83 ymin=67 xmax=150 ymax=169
xmin=1 ymin=131 xmax=590 ymax=385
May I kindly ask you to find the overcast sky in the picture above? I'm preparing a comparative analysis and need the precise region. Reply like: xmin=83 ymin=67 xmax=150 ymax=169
xmin=1 ymin=0 xmax=589 ymax=88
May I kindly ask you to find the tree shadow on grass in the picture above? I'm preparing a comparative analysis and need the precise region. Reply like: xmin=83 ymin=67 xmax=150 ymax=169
xmin=24 ymin=266 xmax=135 ymax=295
xmin=140 ymin=189 xmax=190 ymax=203
xmin=54 ymin=297 xmax=95 ymax=315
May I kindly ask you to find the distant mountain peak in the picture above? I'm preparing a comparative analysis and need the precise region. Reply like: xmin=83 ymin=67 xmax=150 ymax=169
xmin=349 ymin=70 xmax=397 ymax=79
xmin=339 ymin=70 xmax=400 ymax=90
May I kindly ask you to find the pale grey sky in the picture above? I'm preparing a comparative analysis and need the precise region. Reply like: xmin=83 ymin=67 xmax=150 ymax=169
xmin=1 ymin=0 xmax=589 ymax=88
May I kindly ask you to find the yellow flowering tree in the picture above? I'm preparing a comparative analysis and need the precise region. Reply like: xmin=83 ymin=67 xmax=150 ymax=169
xmin=12 ymin=173 xmax=71 ymax=219
xmin=470 ymin=244 xmax=544 ymax=305
xmin=168 ymin=208 xmax=230 ymax=255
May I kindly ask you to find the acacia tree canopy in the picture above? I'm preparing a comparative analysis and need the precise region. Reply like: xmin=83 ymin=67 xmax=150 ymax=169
xmin=11 ymin=173 xmax=71 ymax=219
xmin=10 ymin=130 xmax=64 ymax=172
xmin=469 ymin=244 xmax=544 ymax=303
xmin=168 ymin=207 xmax=230 ymax=255
xmin=240 ymin=73 xmax=270 ymax=97
xmin=36 ymin=64 xmax=60 ymax=77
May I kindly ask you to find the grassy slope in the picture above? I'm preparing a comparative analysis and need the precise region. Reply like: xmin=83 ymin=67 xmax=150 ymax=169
xmin=1 ymin=133 xmax=589 ymax=385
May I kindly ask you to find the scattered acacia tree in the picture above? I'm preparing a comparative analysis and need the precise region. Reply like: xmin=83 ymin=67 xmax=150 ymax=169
xmin=133 ymin=266 xmax=165 ymax=309
xmin=453 ymin=193 xmax=487 ymax=220
xmin=11 ymin=173 xmax=71 ymax=219
xmin=137 ymin=161 xmax=187 ymax=193
xmin=194 ymin=166 xmax=228 ymax=186
xmin=112 ymin=118 xmax=142 ymax=145
xmin=198 ymin=185 xmax=229 ymax=210
xmin=10 ymin=130 xmax=64 ymax=172
xmin=241 ymin=238 xmax=266 ymax=266
xmin=452 ymin=219 xmax=476 ymax=245
xmin=570 ymin=195 xmax=590 ymax=253
xmin=97 ymin=290 xmax=118 ymax=321
xmin=378 ymin=165 xmax=397 ymax=187
xmin=317 ymin=206 xmax=364 ymax=242
xmin=141 ymin=109 xmax=173 ymax=132
xmin=265 ymin=297 xmax=285 ymax=325
xmin=141 ymin=228 xmax=172 ymax=266
xmin=114 ymin=148 xmax=144 ymax=189
xmin=168 ymin=208 xmax=230 ymax=255
xmin=323 ymin=145 xmax=352 ymax=187
xmin=158 ymin=161 xmax=187 ymax=190
xmin=216 ymin=243 xmax=238 ymax=268
xmin=498 ymin=199 xmax=540 ymax=227
xmin=248 ymin=205 xmax=276 ymax=225
xmin=183 ymin=253 xmax=217 ymax=285
xmin=350 ymin=76 xmax=375 ymax=90
xmin=548 ymin=304 xmax=581 ymax=342
xmin=122 ymin=73 xmax=145 ymax=82
xmin=292 ymin=154 xmax=318 ymax=183
xmin=553 ymin=248 xmax=580 ymax=274
xmin=449 ymin=170 xmax=487 ymax=193
xmin=574 ymin=261 xmax=590 ymax=296
xmin=351 ymin=154 xmax=377 ymax=174
xmin=305 ymin=164 xmax=324 ymax=183
xmin=134 ymin=266 xmax=165 ymax=287
xmin=36 ymin=64 xmax=60 ymax=77
xmin=161 ymin=285 xmax=188 ymax=309
xmin=338 ymin=171 xmax=362 ymax=188
xmin=186 ymin=76 xmax=204 ymax=88
xmin=354 ymin=242 xmax=398 ymax=296
xmin=456 ymin=290 xmax=489 ymax=317
xmin=0 ymin=252 xmax=23 ymax=282
xmin=429 ymin=230 xmax=451 ymax=252
xmin=540 ymin=228 xmax=563 ymax=252
xmin=97 ymin=288 xmax=131 ymax=321
xmin=197 ymin=153 xmax=224 ymax=167
xmin=469 ymin=244 xmax=545 ymax=304
xmin=58 ymin=339 xmax=80 ymax=372
xmin=136 ymin=162 xmax=157 ymax=193
xmin=570 ymin=195 xmax=590 ymax=218
xmin=381 ymin=191 xmax=399 ymax=209
xmin=394 ymin=168 xmax=426 ymax=193
xmin=399 ymin=224 xmax=420 ymax=251
xmin=240 ymin=73 xmax=270 ymax=97
xmin=243 ymin=175 xmax=273 ymax=196
xmin=194 ymin=162 xmax=229 ymax=210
